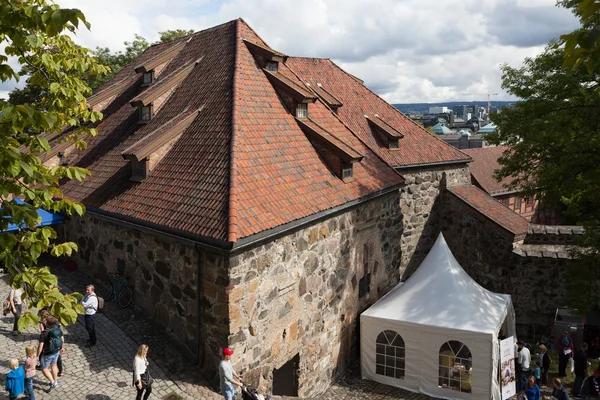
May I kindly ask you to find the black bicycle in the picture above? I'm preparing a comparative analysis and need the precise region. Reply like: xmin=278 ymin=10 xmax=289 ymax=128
xmin=98 ymin=271 xmax=133 ymax=308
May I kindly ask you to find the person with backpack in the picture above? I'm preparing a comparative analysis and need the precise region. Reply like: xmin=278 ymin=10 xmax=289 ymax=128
xmin=38 ymin=310 xmax=64 ymax=377
xmin=81 ymin=284 xmax=98 ymax=347
xmin=36 ymin=315 xmax=64 ymax=391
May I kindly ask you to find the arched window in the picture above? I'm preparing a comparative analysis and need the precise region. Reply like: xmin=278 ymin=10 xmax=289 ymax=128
xmin=375 ymin=330 xmax=405 ymax=379
xmin=439 ymin=340 xmax=472 ymax=393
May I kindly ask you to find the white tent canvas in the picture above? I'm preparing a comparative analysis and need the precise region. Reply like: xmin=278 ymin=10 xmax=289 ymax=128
xmin=361 ymin=233 xmax=516 ymax=400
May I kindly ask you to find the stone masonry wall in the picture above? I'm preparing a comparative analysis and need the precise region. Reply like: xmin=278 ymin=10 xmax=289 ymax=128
xmin=524 ymin=224 xmax=584 ymax=245
xmin=224 ymin=192 xmax=403 ymax=397
xmin=58 ymin=213 xmax=229 ymax=363
xmin=441 ymin=192 xmax=573 ymax=338
xmin=399 ymin=164 xmax=470 ymax=276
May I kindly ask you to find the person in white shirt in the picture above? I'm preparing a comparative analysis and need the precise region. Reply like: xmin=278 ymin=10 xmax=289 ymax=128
xmin=9 ymin=285 xmax=23 ymax=335
xmin=133 ymin=344 xmax=152 ymax=400
xmin=80 ymin=285 xmax=98 ymax=347
xmin=219 ymin=348 xmax=243 ymax=400
xmin=517 ymin=340 xmax=531 ymax=390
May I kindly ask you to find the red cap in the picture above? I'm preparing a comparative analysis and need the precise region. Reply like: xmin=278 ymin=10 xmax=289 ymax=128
xmin=223 ymin=348 xmax=234 ymax=356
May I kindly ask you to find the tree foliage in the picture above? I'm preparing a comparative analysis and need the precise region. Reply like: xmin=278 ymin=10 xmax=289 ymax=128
xmin=88 ymin=29 xmax=193 ymax=90
xmin=488 ymin=34 xmax=600 ymax=313
xmin=560 ymin=0 xmax=600 ymax=74
xmin=0 ymin=0 xmax=107 ymax=328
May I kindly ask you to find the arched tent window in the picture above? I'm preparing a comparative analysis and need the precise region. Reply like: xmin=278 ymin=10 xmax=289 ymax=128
xmin=439 ymin=340 xmax=472 ymax=393
xmin=375 ymin=330 xmax=405 ymax=379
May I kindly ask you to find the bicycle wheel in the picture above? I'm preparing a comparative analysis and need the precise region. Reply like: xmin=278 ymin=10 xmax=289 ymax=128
xmin=117 ymin=285 xmax=133 ymax=308
xmin=98 ymin=281 xmax=115 ymax=302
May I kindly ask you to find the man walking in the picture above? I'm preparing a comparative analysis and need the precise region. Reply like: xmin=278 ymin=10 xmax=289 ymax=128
xmin=573 ymin=342 xmax=590 ymax=397
xmin=81 ymin=285 xmax=98 ymax=347
xmin=219 ymin=348 xmax=243 ymax=400
xmin=36 ymin=315 xmax=64 ymax=391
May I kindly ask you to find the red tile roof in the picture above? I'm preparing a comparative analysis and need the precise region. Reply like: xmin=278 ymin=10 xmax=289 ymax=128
xmin=286 ymin=57 xmax=471 ymax=168
xmin=58 ymin=19 xmax=406 ymax=244
xmin=449 ymin=185 xmax=529 ymax=237
xmin=462 ymin=146 xmax=516 ymax=195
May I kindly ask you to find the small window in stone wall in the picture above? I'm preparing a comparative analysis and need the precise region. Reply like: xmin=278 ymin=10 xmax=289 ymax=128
xmin=375 ymin=330 xmax=405 ymax=379
xmin=359 ymin=273 xmax=370 ymax=298
xmin=363 ymin=243 xmax=370 ymax=275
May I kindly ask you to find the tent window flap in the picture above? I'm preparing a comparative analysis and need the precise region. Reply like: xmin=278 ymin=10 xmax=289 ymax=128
xmin=439 ymin=340 xmax=472 ymax=393
xmin=375 ymin=330 xmax=405 ymax=380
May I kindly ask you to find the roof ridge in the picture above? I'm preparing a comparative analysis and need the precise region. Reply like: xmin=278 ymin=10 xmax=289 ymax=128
xmin=238 ymin=18 xmax=275 ymax=50
xmin=228 ymin=19 xmax=242 ymax=244
xmin=325 ymin=59 xmax=471 ymax=165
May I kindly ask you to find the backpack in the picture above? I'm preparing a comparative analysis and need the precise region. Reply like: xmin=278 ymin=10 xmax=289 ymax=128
xmin=45 ymin=326 xmax=63 ymax=354
xmin=94 ymin=294 xmax=104 ymax=313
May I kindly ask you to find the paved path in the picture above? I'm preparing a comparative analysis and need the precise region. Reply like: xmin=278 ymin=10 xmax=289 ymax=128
xmin=0 ymin=265 xmax=439 ymax=400
xmin=0 ymin=269 xmax=220 ymax=400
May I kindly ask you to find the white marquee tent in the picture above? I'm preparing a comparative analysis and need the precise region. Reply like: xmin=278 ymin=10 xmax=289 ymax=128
xmin=361 ymin=233 xmax=516 ymax=400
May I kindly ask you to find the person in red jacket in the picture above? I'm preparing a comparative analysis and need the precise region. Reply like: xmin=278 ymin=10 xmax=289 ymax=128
xmin=556 ymin=331 xmax=574 ymax=377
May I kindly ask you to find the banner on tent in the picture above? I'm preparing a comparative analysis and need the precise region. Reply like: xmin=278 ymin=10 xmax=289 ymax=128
xmin=500 ymin=337 xmax=516 ymax=399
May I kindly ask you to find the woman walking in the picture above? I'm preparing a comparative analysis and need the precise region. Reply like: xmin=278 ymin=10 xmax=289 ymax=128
xmin=133 ymin=344 xmax=153 ymax=400
xmin=8 ymin=284 xmax=23 ymax=335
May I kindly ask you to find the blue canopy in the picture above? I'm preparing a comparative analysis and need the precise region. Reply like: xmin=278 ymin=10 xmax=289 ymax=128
xmin=4 ymin=198 xmax=65 ymax=232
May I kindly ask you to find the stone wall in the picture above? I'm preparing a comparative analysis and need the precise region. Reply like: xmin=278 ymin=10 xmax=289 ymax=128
xmin=440 ymin=191 xmax=573 ymax=337
xmin=524 ymin=224 xmax=584 ymax=245
xmin=58 ymin=213 xmax=229 ymax=363
xmin=398 ymin=164 xmax=470 ymax=276
xmin=224 ymin=192 xmax=403 ymax=397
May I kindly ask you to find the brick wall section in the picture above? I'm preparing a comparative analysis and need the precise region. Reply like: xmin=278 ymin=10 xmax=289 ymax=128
xmin=58 ymin=213 xmax=230 ymax=364
xmin=398 ymin=164 xmax=470 ymax=275
xmin=225 ymin=192 xmax=403 ymax=397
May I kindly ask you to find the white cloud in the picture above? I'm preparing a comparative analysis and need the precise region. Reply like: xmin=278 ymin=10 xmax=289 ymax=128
xmin=0 ymin=0 xmax=580 ymax=102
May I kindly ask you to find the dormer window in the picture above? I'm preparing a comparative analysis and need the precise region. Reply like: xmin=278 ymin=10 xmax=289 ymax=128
xmin=389 ymin=139 xmax=399 ymax=149
xmin=142 ymin=71 xmax=154 ymax=86
xmin=296 ymin=103 xmax=308 ymax=119
xmin=131 ymin=158 xmax=149 ymax=182
xmin=139 ymin=104 xmax=153 ymax=123
xmin=266 ymin=61 xmax=278 ymax=72
xmin=341 ymin=162 xmax=353 ymax=181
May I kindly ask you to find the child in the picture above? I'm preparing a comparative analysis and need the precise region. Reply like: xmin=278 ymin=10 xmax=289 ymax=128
xmin=534 ymin=361 xmax=542 ymax=386
xmin=25 ymin=345 xmax=37 ymax=400
xmin=5 ymin=359 xmax=25 ymax=400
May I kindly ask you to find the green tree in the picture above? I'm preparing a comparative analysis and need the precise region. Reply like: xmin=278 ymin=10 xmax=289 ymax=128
xmin=560 ymin=0 xmax=600 ymax=74
xmin=488 ymin=43 xmax=600 ymax=314
xmin=0 ymin=0 xmax=108 ymax=328
xmin=157 ymin=28 xmax=193 ymax=43
xmin=88 ymin=29 xmax=192 ymax=90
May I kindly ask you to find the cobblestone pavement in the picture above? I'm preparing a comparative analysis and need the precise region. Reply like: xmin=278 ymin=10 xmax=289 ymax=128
xmin=0 ymin=264 xmax=441 ymax=400
xmin=309 ymin=364 xmax=435 ymax=400
xmin=0 ymin=268 xmax=220 ymax=400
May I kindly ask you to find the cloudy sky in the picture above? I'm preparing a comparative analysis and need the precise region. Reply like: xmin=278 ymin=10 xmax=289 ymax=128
xmin=1 ymin=0 xmax=580 ymax=103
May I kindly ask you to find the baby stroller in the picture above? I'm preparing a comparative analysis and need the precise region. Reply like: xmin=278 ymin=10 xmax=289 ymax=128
xmin=242 ymin=384 xmax=271 ymax=400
